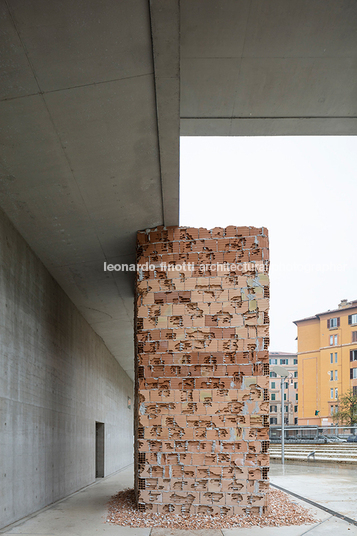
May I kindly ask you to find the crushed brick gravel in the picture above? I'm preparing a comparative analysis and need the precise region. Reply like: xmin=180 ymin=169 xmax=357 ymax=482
xmin=106 ymin=487 xmax=319 ymax=529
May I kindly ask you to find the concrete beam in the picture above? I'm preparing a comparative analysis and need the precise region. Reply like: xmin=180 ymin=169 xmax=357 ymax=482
xmin=149 ymin=0 xmax=180 ymax=226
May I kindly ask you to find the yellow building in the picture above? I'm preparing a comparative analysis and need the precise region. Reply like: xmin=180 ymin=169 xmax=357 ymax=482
xmin=295 ymin=299 xmax=357 ymax=425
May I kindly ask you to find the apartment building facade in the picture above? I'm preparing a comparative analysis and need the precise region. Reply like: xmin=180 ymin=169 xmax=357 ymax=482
xmin=269 ymin=352 xmax=298 ymax=426
xmin=294 ymin=299 xmax=357 ymax=425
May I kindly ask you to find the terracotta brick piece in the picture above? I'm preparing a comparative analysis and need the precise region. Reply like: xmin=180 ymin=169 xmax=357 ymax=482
xmin=134 ymin=226 xmax=269 ymax=516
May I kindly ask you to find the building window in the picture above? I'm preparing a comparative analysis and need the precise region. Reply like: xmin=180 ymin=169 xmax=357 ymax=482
xmin=285 ymin=405 xmax=288 ymax=413
xmin=330 ymin=353 xmax=333 ymax=364
xmin=294 ymin=371 xmax=298 ymax=378
xmin=350 ymin=368 xmax=357 ymax=380
xmin=295 ymin=393 xmax=298 ymax=400
xmin=285 ymin=382 xmax=288 ymax=389
xmin=353 ymin=386 xmax=357 ymax=396
xmin=280 ymin=359 xmax=288 ymax=364
xmin=335 ymin=388 xmax=338 ymax=399
xmin=284 ymin=393 xmax=286 ymax=400
xmin=335 ymin=406 xmax=338 ymax=413
xmin=350 ymin=350 xmax=357 ymax=362
xmin=294 ymin=382 xmax=298 ymax=389
xmin=352 ymin=332 xmax=357 ymax=343
xmin=270 ymin=405 xmax=277 ymax=412
xmin=330 ymin=370 xmax=333 ymax=381
xmin=271 ymin=393 xmax=276 ymax=400
xmin=270 ymin=359 xmax=277 ymax=364
xmin=270 ymin=371 xmax=277 ymax=377
xmin=330 ymin=388 xmax=334 ymax=399
xmin=271 ymin=382 xmax=275 ymax=389
xmin=270 ymin=417 xmax=277 ymax=425
xmin=294 ymin=359 xmax=298 ymax=364
xmin=348 ymin=314 xmax=357 ymax=325
xmin=334 ymin=334 xmax=338 ymax=345
xmin=331 ymin=406 xmax=334 ymax=415
xmin=335 ymin=352 xmax=338 ymax=363
xmin=294 ymin=417 xmax=298 ymax=424
xmin=330 ymin=335 xmax=333 ymax=346
xmin=294 ymin=405 xmax=298 ymax=412
xmin=335 ymin=370 xmax=338 ymax=381
xmin=328 ymin=317 xmax=340 ymax=329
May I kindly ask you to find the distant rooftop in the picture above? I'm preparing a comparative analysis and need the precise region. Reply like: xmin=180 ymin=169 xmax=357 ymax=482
xmin=294 ymin=299 xmax=357 ymax=324
xmin=269 ymin=351 xmax=296 ymax=356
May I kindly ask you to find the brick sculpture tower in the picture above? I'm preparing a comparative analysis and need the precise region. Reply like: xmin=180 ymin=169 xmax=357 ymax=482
xmin=134 ymin=226 xmax=270 ymax=516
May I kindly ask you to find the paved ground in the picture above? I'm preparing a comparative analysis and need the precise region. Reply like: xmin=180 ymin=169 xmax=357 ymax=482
xmin=270 ymin=461 xmax=357 ymax=521
xmin=1 ymin=463 xmax=356 ymax=536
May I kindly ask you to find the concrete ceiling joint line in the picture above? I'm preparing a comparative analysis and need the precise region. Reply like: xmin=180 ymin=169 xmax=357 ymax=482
xmin=149 ymin=0 xmax=180 ymax=227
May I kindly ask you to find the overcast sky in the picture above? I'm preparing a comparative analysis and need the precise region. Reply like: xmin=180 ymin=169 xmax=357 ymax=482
xmin=180 ymin=136 xmax=357 ymax=354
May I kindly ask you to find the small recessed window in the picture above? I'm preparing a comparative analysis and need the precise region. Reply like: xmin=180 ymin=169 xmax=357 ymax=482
xmin=330 ymin=370 xmax=333 ymax=381
xmin=335 ymin=352 xmax=338 ymax=363
xmin=328 ymin=317 xmax=339 ymax=329
xmin=350 ymin=350 xmax=357 ymax=362
xmin=330 ymin=388 xmax=333 ymax=399
xmin=348 ymin=314 xmax=357 ymax=325
xmin=335 ymin=388 xmax=338 ymax=399
xmin=330 ymin=353 xmax=333 ymax=364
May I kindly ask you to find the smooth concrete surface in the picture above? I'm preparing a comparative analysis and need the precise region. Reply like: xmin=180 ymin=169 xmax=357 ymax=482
xmin=0 ymin=207 xmax=134 ymax=529
xmin=270 ymin=461 xmax=357 ymax=521
xmin=180 ymin=0 xmax=357 ymax=136
xmin=2 ymin=465 xmax=357 ymax=536
xmin=0 ymin=0 xmax=180 ymax=379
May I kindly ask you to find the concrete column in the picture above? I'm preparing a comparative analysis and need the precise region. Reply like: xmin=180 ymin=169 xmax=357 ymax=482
xmin=134 ymin=226 xmax=270 ymax=515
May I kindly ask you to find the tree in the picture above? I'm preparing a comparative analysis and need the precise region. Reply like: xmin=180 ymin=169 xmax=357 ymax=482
xmin=333 ymin=389 xmax=357 ymax=427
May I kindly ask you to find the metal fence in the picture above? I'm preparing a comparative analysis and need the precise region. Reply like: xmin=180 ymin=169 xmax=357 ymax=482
xmin=270 ymin=425 xmax=357 ymax=443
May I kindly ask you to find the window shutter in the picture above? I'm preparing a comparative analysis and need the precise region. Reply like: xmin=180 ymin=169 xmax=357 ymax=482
xmin=351 ymin=368 xmax=354 ymax=379
xmin=349 ymin=315 xmax=352 ymax=325
xmin=351 ymin=350 xmax=353 ymax=362
xmin=353 ymin=332 xmax=357 ymax=343
xmin=327 ymin=319 xmax=330 ymax=328
xmin=337 ymin=317 xmax=340 ymax=327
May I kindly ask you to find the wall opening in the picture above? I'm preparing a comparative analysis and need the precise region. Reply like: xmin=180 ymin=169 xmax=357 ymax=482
xmin=95 ymin=422 xmax=105 ymax=478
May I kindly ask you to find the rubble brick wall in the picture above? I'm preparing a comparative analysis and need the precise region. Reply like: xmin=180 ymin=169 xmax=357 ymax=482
xmin=134 ymin=226 xmax=270 ymax=516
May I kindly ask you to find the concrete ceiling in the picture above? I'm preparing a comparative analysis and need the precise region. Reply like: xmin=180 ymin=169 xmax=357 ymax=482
xmin=181 ymin=0 xmax=357 ymax=136
xmin=1 ymin=0 xmax=356 ymax=378
xmin=0 ymin=0 xmax=179 ymax=379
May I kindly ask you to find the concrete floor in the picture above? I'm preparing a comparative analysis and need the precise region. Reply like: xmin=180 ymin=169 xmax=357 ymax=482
xmin=270 ymin=461 xmax=357 ymax=521
xmin=1 ymin=463 xmax=357 ymax=536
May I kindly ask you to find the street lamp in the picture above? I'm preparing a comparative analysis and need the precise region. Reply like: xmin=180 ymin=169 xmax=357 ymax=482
xmin=271 ymin=365 xmax=290 ymax=465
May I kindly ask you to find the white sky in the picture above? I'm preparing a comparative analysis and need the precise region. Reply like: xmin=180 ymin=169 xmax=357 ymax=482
xmin=180 ymin=136 xmax=357 ymax=354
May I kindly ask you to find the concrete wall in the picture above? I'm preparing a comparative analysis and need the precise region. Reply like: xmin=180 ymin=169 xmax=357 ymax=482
xmin=0 ymin=207 xmax=134 ymax=529
xmin=135 ymin=226 xmax=270 ymax=516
